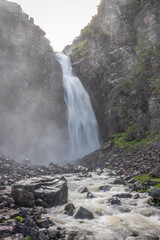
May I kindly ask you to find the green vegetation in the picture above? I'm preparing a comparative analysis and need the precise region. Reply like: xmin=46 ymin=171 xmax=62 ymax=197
xmin=134 ymin=43 xmax=160 ymax=73
xmin=15 ymin=216 xmax=24 ymax=223
xmin=25 ymin=237 xmax=32 ymax=240
xmin=98 ymin=151 xmax=104 ymax=158
xmin=71 ymin=39 xmax=96 ymax=61
xmin=156 ymin=200 xmax=160 ymax=206
xmin=1 ymin=220 xmax=7 ymax=224
xmin=126 ymin=124 xmax=138 ymax=135
xmin=112 ymin=130 xmax=160 ymax=148
xmin=134 ymin=174 xmax=160 ymax=193
xmin=148 ymin=76 xmax=160 ymax=93
xmin=112 ymin=77 xmax=133 ymax=92
xmin=134 ymin=174 xmax=151 ymax=183
xmin=113 ymin=132 xmax=142 ymax=148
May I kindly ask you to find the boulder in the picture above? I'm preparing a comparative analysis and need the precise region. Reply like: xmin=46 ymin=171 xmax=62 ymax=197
xmin=99 ymin=185 xmax=111 ymax=192
xmin=64 ymin=203 xmax=75 ymax=216
xmin=113 ymin=179 xmax=125 ymax=185
xmin=78 ymin=187 xmax=89 ymax=193
xmin=149 ymin=188 xmax=160 ymax=200
xmin=113 ymin=193 xmax=132 ymax=199
xmin=47 ymin=226 xmax=62 ymax=239
xmin=36 ymin=218 xmax=54 ymax=229
xmin=11 ymin=176 xmax=68 ymax=207
xmin=107 ymin=197 xmax=121 ymax=205
xmin=133 ymin=193 xmax=139 ymax=199
xmin=86 ymin=192 xmax=95 ymax=199
xmin=11 ymin=189 xmax=35 ymax=207
xmin=74 ymin=207 xmax=94 ymax=220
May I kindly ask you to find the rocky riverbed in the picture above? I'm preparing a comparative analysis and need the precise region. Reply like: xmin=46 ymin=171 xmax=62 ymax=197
xmin=0 ymin=152 xmax=160 ymax=240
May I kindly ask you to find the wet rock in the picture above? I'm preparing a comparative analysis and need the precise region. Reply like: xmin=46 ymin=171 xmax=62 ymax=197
xmin=135 ymin=236 xmax=159 ymax=240
xmin=64 ymin=203 xmax=75 ymax=216
xmin=36 ymin=218 xmax=54 ymax=229
xmin=113 ymin=178 xmax=125 ymax=185
xmin=99 ymin=185 xmax=111 ymax=192
xmin=128 ymin=178 xmax=138 ymax=184
xmin=96 ymin=169 xmax=104 ymax=175
xmin=67 ymin=231 xmax=95 ymax=240
xmin=147 ymin=197 xmax=155 ymax=206
xmin=133 ymin=193 xmax=140 ymax=199
xmin=67 ymin=231 xmax=78 ymax=240
xmin=86 ymin=192 xmax=95 ymax=199
xmin=35 ymin=199 xmax=47 ymax=208
xmin=47 ymin=226 xmax=62 ymax=239
xmin=149 ymin=188 xmax=160 ymax=200
xmin=113 ymin=193 xmax=132 ymax=198
xmin=5 ymin=197 xmax=15 ymax=208
xmin=107 ymin=197 xmax=121 ymax=205
xmin=74 ymin=207 xmax=94 ymax=220
xmin=78 ymin=187 xmax=89 ymax=193
xmin=11 ymin=188 xmax=35 ymax=208
xmin=12 ymin=176 xmax=68 ymax=207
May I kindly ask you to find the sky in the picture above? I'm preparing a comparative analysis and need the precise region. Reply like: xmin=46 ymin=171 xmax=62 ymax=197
xmin=12 ymin=0 xmax=100 ymax=51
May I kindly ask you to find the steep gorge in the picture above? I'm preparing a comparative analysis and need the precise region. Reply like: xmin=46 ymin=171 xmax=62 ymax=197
xmin=0 ymin=0 xmax=160 ymax=164
xmin=0 ymin=0 xmax=67 ymax=163
xmin=65 ymin=0 xmax=160 ymax=143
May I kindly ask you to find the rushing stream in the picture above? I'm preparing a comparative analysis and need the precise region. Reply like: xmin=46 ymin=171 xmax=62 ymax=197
xmin=47 ymin=170 xmax=160 ymax=240
xmin=56 ymin=53 xmax=100 ymax=160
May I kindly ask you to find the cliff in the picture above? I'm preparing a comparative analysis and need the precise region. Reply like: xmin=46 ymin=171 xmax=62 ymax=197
xmin=0 ymin=0 xmax=67 ymax=163
xmin=65 ymin=0 xmax=160 ymax=142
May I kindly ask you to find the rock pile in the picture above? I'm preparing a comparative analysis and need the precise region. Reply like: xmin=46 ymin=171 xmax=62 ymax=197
xmin=76 ymin=137 xmax=160 ymax=177
xmin=11 ymin=176 xmax=68 ymax=208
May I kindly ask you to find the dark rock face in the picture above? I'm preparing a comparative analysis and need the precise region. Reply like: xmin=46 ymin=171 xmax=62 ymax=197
xmin=107 ymin=197 xmax=121 ymax=205
xmin=0 ymin=0 xmax=67 ymax=164
xmin=74 ymin=207 xmax=94 ymax=220
xmin=99 ymin=185 xmax=111 ymax=192
xmin=11 ymin=176 xmax=68 ymax=207
xmin=149 ymin=188 xmax=160 ymax=200
xmin=112 ymin=193 xmax=132 ymax=199
xmin=65 ymin=0 xmax=160 ymax=141
xmin=64 ymin=203 xmax=75 ymax=216
xmin=11 ymin=188 xmax=35 ymax=208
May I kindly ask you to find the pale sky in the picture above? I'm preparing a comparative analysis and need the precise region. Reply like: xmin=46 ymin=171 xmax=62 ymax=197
xmin=12 ymin=0 xmax=100 ymax=51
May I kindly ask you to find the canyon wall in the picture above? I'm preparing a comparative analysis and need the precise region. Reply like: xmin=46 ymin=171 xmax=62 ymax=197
xmin=65 ymin=0 xmax=160 ymax=142
xmin=0 ymin=0 xmax=67 ymax=163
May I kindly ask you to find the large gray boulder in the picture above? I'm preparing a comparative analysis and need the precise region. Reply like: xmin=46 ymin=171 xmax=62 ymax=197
xmin=11 ymin=176 xmax=68 ymax=207
xmin=74 ymin=207 xmax=94 ymax=220
xmin=149 ymin=188 xmax=160 ymax=201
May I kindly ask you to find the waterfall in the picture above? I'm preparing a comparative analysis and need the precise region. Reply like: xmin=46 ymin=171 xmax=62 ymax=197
xmin=56 ymin=53 xmax=100 ymax=159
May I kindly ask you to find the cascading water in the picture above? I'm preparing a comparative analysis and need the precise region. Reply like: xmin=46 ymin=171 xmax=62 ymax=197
xmin=56 ymin=53 xmax=100 ymax=159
